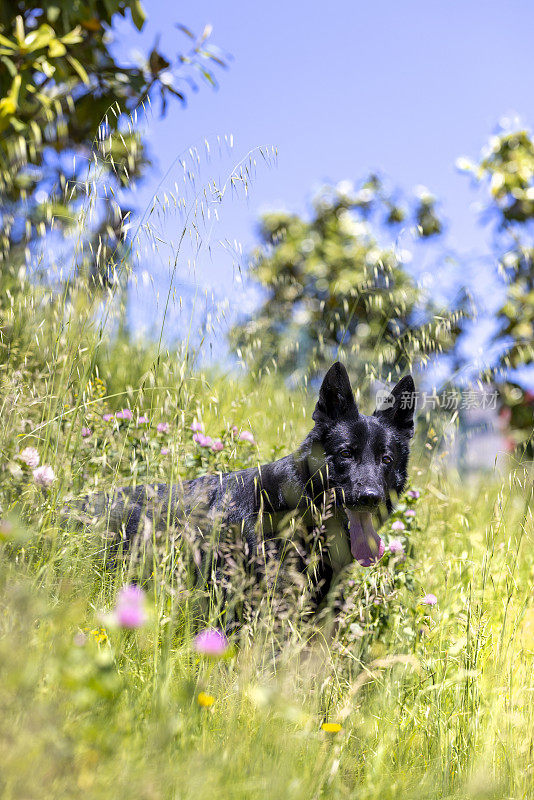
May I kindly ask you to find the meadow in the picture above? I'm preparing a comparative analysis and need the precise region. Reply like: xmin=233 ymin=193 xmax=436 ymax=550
xmin=0 ymin=307 xmax=533 ymax=799
xmin=1 ymin=3 xmax=534 ymax=798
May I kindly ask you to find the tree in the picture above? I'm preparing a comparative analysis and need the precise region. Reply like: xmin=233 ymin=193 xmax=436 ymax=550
xmin=0 ymin=1 xmax=227 ymax=288
xmin=459 ymin=125 xmax=534 ymax=453
xmin=231 ymin=176 xmax=463 ymax=387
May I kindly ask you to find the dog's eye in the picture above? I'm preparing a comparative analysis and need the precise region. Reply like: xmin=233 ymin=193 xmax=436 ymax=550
xmin=382 ymin=454 xmax=393 ymax=465
xmin=339 ymin=449 xmax=352 ymax=459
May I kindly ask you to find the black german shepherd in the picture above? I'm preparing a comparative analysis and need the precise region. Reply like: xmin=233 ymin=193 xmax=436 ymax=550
xmin=89 ymin=362 xmax=415 ymax=610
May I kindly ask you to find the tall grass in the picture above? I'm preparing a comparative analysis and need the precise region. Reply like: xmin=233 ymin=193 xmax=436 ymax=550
xmin=1 ymin=419 xmax=533 ymax=799
xmin=1 ymin=117 xmax=533 ymax=800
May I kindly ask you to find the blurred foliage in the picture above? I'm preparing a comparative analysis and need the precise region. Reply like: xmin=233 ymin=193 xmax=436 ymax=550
xmin=231 ymin=176 xmax=463 ymax=385
xmin=460 ymin=127 xmax=534 ymax=453
xmin=0 ymin=1 xmax=227 ymax=288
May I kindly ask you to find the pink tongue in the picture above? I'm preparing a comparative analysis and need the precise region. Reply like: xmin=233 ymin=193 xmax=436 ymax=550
xmin=347 ymin=510 xmax=385 ymax=567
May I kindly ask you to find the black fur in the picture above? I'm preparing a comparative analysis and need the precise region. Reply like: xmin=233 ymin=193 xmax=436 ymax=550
xmin=90 ymin=362 xmax=415 ymax=609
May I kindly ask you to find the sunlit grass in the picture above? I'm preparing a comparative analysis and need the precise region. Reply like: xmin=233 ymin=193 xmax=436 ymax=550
xmin=0 ymin=299 xmax=532 ymax=800
xmin=1 ymin=110 xmax=533 ymax=800
xmin=1 ymin=448 xmax=533 ymax=798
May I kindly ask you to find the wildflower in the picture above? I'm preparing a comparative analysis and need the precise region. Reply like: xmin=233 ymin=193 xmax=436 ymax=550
xmin=113 ymin=584 xmax=147 ymax=629
xmin=391 ymin=520 xmax=405 ymax=531
xmin=388 ymin=538 xmax=404 ymax=555
xmin=407 ymin=489 xmax=420 ymax=499
xmin=157 ymin=422 xmax=169 ymax=434
xmin=137 ymin=415 xmax=149 ymax=425
xmin=102 ymin=413 xmax=114 ymax=422
xmin=193 ymin=628 xmax=228 ymax=657
xmin=421 ymin=593 xmax=437 ymax=606
xmin=161 ymin=447 xmax=169 ymax=455
xmin=197 ymin=691 xmax=215 ymax=707
xmin=190 ymin=420 xmax=203 ymax=432
xmin=321 ymin=722 xmax=342 ymax=733
xmin=0 ymin=520 xmax=14 ymax=539
xmin=116 ymin=409 xmax=133 ymax=421
xmin=211 ymin=439 xmax=224 ymax=452
xmin=193 ymin=433 xmax=213 ymax=448
xmin=231 ymin=425 xmax=239 ymax=435
xmin=33 ymin=465 xmax=55 ymax=487
xmin=73 ymin=631 xmax=87 ymax=647
xmin=405 ymin=509 xmax=416 ymax=518
xmin=239 ymin=430 xmax=255 ymax=444
xmin=81 ymin=427 xmax=91 ymax=438
xmin=19 ymin=447 xmax=40 ymax=468
xmin=90 ymin=627 xmax=109 ymax=645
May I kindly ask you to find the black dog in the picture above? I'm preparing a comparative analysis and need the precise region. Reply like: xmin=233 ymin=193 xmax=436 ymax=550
xmin=90 ymin=362 xmax=415 ymax=610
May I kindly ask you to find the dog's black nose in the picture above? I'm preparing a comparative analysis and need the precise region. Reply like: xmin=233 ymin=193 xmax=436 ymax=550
xmin=358 ymin=490 xmax=382 ymax=507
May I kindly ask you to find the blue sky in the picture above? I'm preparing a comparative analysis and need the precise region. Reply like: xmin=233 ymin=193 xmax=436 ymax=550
xmin=114 ymin=1 xmax=533 ymax=379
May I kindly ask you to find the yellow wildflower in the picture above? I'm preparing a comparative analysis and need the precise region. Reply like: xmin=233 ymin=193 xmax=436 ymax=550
xmin=197 ymin=691 xmax=215 ymax=708
xmin=321 ymin=722 xmax=342 ymax=733
xmin=90 ymin=627 xmax=109 ymax=645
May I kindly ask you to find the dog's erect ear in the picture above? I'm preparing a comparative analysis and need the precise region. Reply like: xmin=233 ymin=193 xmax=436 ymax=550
xmin=313 ymin=362 xmax=357 ymax=422
xmin=373 ymin=375 xmax=415 ymax=437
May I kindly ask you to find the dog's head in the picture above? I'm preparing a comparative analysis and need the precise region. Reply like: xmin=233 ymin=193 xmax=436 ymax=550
xmin=307 ymin=362 xmax=415 ymax=566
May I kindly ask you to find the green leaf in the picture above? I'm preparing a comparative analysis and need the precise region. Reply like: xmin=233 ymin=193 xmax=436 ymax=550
xmin=131 ymin=0 xmax=147 ymax=31
xmin=38 ymin=58 xmax=56 ymax=78
xmin=0 ymin=97 xmax=16 ymax=116
xmin=66 ymin=55 xmax=90 ymax=85
xmin=48 ymin=39 xmax=67 ymax=58
xmin=46 ymin=6 xmax=61 ymax=23
xmin=15 ymin=15 xmax=25 ymax=45
xmin=9 ymin=74 xmax=22 ymax=105
xmin=25 ymin=25 xmax=55 ymax=52
xmin=10 ymin=116 xmax=25 ymax=132
xmin=61 ymin=27 xmax=83 ymax=46
xmin=0 ymin=33 xmax=16 ymax=50
xmin=0 ymin=56 xmax=17 ymax=78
